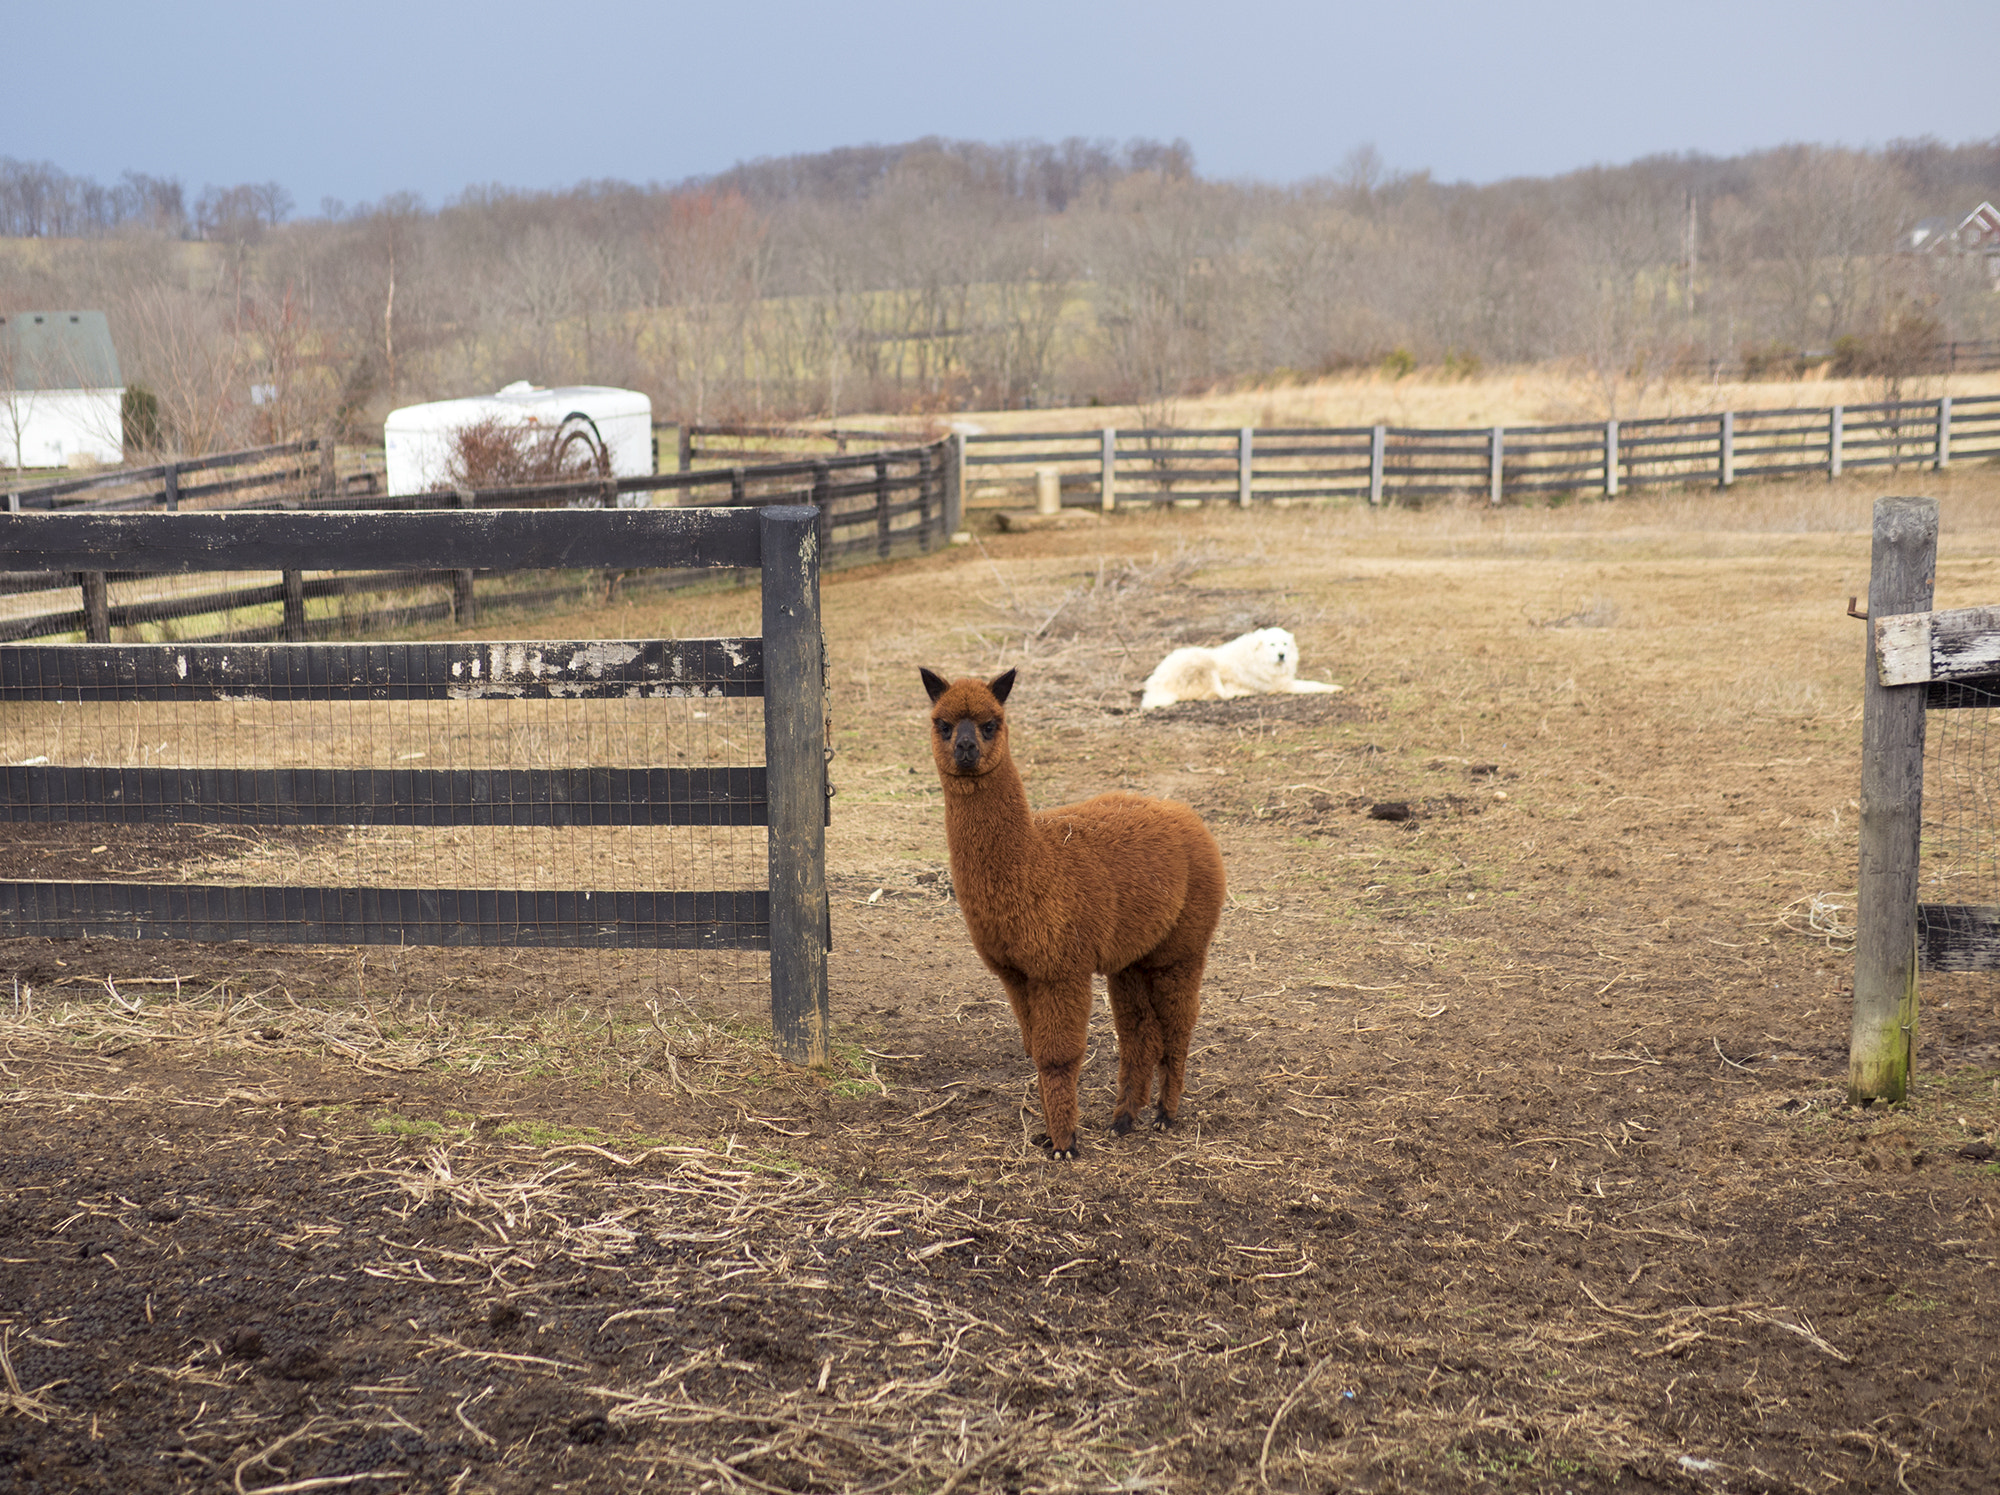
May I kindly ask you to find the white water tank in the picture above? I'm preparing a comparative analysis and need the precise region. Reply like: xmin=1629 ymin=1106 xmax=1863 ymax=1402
xmin=382 ymin=381 xmax=654 ymax=496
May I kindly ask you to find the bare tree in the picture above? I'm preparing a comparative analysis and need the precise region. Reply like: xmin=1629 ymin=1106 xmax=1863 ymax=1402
xmin=651 ymin=190 xmax=766 ymax=423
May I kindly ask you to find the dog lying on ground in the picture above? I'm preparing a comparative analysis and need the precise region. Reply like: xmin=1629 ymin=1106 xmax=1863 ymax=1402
xmin=1139 ymin=627 xmax=1341 ymax=710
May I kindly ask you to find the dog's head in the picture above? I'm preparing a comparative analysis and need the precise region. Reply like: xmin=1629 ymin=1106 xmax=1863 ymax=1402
xmin=1234 ymin=627 xmax=1300 ymax=684
xmin=920 ymin=666 xmax=1016 ymax=780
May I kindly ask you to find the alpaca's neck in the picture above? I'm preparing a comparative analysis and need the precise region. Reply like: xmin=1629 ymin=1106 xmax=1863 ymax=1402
xmin=942 ymin=757 xmax=1046 ymax=894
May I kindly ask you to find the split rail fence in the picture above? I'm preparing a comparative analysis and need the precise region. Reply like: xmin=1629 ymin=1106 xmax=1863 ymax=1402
xmin=1852 ymin=494 xmax=2000 ymax=1103
xmin=963 ymin=394 xmax=2000 ymax=510
xmin=0 ymin=505 xmax=833 ymax=1064
xmin=2 ymin=438 xmax=956 ymax=645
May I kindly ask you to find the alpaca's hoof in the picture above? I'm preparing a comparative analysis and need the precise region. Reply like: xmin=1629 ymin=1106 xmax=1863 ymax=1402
xmin=1032 ymin=1132 xmax=1080 ymax=1160
xmin=1111 ymin=1112 xmax=1137 ymax=1136
xmin=1152 ymin=1107 xmax=1177 ymax=1130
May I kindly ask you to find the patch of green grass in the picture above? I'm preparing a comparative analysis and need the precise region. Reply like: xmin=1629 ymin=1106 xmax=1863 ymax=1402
xmin=370 ymin=1113 xmax=474 ymax=1142
xmin=492 ymin=1119 xmax=673 ymax=1151
xmin=1885 ymin=1289 xmax=1944 ymax=1314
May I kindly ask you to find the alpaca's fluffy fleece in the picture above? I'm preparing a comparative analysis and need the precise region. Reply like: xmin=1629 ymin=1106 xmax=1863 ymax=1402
xmin=1139 ymin=627 xmax=1341 ymax=710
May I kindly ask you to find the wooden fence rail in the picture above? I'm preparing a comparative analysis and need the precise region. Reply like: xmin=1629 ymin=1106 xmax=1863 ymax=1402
xmin=0 ymin=505 xmax=832 ymax=1065
xmin=0 ymin=438 xmax=958 ymax=644
xmin=962 ymin=393 xmax=2000 ymax=510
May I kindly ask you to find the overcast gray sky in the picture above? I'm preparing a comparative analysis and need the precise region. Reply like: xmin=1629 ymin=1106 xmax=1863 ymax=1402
xmin=10 ymin=0 xmax=1997 ymax=211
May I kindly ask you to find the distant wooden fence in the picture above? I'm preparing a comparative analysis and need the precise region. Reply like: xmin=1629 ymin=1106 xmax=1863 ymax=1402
xmin=3 ymin=438 xmax=382 ymax=513
xmin=0 ymin=437 xmax=957 ymax=644
xmin=962 ymin=394 xmax=2000 ymax=509
xmin=0 ymin=505 xmax=832 ymax=1064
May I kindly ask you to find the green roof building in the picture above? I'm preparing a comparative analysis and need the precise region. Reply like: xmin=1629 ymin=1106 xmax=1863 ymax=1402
xmin=1 ymin=310 xmax=126 ymax=469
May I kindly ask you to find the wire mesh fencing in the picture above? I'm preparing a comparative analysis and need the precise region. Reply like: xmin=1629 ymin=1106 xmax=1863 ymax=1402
xmin=2 ymin=508 xmax=830 ymax=1055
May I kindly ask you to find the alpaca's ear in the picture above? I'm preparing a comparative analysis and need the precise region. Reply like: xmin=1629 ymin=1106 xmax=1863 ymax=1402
xmin=988 ymin=668 xmax=1017 ymax=704
xmin=920 ymin=667 xmax=950 ymax=704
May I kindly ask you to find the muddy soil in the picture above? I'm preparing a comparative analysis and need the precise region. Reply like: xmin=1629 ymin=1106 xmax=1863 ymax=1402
xmin=6 ymin=476 xmax=2000 ymax=1493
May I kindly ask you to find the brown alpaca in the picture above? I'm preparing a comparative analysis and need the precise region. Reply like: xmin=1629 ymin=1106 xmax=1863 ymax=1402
xmin=920 ymin=666 xmax=1226 ymax=1159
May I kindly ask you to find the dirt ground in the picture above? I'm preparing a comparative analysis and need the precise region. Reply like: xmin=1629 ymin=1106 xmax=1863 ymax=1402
xmin=7 ymin=469 xmax=2000 ymax=1494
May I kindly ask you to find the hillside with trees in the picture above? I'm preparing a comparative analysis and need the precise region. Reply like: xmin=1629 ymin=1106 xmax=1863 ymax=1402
xmin=2 ymin=135 xmax=1996 ymax=455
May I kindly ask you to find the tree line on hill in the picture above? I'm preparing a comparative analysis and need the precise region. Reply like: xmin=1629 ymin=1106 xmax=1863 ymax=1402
xmin=1 ymin=135 xmax=1996 ymax=458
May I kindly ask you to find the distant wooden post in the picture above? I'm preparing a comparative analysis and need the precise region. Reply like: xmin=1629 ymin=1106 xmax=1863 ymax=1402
xmin=1718 ymin=411 xmax=1735 ymax=488
xmin=282 ymin=570 xmax=307 ymax=640
xmin=677 ymin=426 xmax=693 ymax=473
xmin=809 ymin=463 xmax=831 ymax=556
xmin=1369 ymin=425 xmax=1386 ymax=506
xmin=1488 ymin=425 xmax=1505 ymax=506
xmin=161 ymin=463 xmax=181 ymax=512
xmin=1830 ymin=406 xmax=1845 ymax=479
xmin=81 ymin=571 xmax=110 ymax=642
xmin=451 ymin=570 xmax=477 ymax=625
xmin=917 ymin=444 xmax=935 ymax=552
xmin=1238 ymin=426 xmax=1254 ymax=508
xmin=947 ymin=432 xmax=966 ymax=533
xmin=1100 ymin=427 xmax=1117 ymax=511
xmin=1035 ymin=465 xmax=1061 ymax=516
xmin=1604 ymin=419 xmax=1620 ymax=497
xmin=318 ymin=437 xmax=339 ymax=501
xmin=1936 ymin=397 xmax=1953 ymax=470
xmin=1850 ymin=495 xmax=1938 ymax=1105
xmin=874 ymin=457 xmax=892 ymax=559
xmin=760 ymin=505 xmax=830 ymax=1068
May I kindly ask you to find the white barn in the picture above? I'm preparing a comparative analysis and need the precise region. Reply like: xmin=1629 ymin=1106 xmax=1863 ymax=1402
xmin=0 ymin=310 xmax=125 ymax=469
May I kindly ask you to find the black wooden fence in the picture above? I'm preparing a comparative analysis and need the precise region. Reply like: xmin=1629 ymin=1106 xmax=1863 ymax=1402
xmin=0 ymin=438 xmax=956 ymax=644
xmin=0 ymin=505 xmax=832 ymax=1065
xmin=3 ymin=438 xmax=380 ymax=513
xmin=962 ymin=393 xmax=2000 ymax=509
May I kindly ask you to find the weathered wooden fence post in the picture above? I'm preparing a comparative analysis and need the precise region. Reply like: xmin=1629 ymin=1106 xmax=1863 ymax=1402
xmin=1830 ymin=406 xmax=1845 ymax=479
xmin=1369 ymin=425 xmax=1386 ymax=506
xmin=1718 ymin=411 xmax=1735 ymax=488
xmin=1850 ymin=495 xmax=1938 ymax=1104
xmin=161 ymin=462 xmax=181 ymax=512
xmin=1488 ymin=425 xmax=1505 ymax=506
xmin=875 ymin=457 xmax=892 ymax=559
xmin=1238 ymin=427 xmax=1254 ymax=508
xmin=947 ymin=432 xmax=966 ymax=534
xmin=282 ymin=570 xmax=307 ymax=640
xmin=760 ymin=504 xmax=830 ymax=1068
xmin=1604 ymin=420 xmax=1620 ymax=497
xmin=318 ymin=437 xmax=339 ymax=501
xmin=916 ymin=444 xmax=935 ymax=552
xmin=677 ymin=426 xmax=693 ymax=473
xmin=1100 ymin=427 xmax=1117 ymax=511
xmin=1936 ymin=397 xmax=1953 ymax=470
xmin=81 ymin=572 xmax=110 ymax=642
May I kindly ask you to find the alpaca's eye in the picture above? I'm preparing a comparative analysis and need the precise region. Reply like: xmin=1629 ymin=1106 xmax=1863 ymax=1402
xmin=935 ymin=721 xmax=951 ymax=737
xmin=981 ymin=721 xmax=999 ymax=739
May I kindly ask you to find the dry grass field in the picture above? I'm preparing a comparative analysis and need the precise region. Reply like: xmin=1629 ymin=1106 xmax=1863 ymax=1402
xmin=905 ymin=364 xmax=2000 ymax=437
xmin=5 ymin=463 xmax=2000 ymax=1493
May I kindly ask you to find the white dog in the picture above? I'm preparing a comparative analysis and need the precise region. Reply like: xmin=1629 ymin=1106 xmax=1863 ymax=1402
xmin=1140 ymin=627 xmax=1342 ymax=710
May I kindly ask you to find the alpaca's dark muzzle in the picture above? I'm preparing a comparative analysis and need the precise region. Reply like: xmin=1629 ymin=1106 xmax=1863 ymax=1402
xmin=952 ymin=720 xmax=983 ymax=772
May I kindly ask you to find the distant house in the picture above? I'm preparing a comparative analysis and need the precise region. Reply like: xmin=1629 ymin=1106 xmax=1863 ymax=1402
xmin=0 ymin=310 xmax=125 ymax=469
xmin=1909 ymin=202 xmax=2000 ymax=285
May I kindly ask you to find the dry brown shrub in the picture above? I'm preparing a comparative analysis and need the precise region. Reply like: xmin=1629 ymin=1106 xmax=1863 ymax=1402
xmin=440 ymin=414 xmax=608 ymax=492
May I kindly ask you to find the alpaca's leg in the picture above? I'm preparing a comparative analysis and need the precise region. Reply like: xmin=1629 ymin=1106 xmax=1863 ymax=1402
xmin=1148 ymin=954 xmax=1207 ymax=1127
xmin=1024 ymin=976 xmax=1092 ymax=1159
xmin=1107 ymin=968 xmax=1164 ymax=1135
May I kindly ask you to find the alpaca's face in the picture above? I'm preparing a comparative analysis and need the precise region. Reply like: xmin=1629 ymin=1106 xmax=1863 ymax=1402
xmin=935 ymin=700 xmax=1003 ymax=776
xmin=920 ymin=668 xmax=1015 ymax=779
